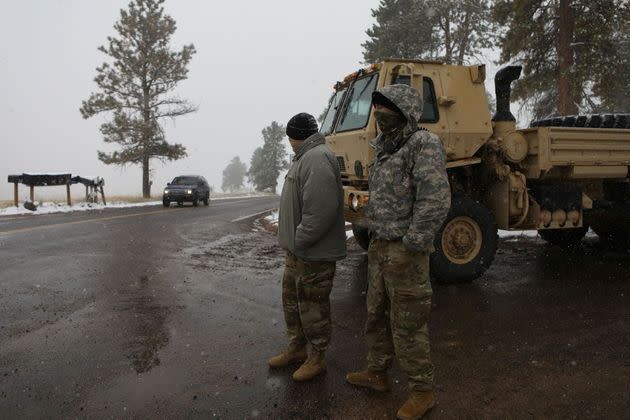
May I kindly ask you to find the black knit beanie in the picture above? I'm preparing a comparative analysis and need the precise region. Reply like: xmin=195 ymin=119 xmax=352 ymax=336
xmin=286 ymin=113 xmax=319 ymax=141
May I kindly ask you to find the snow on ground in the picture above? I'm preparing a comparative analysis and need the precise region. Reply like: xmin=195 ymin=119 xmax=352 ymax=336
xmin=346 ymin=227 xmax=354 ymax=240
xmin=262 ymin=211 xmax=558 ymax=243
xmin=264 ymin=210 xmax=279 ymax=226
xmin=0 ymin=194 xmax=270 ymax=217
xmin=498 ymin=229 xmax=540 ymax=240
xmin=0 ymin=201 xmax=162 ymax=216
xmin=500 ymin=228 xmax=598 ymax=241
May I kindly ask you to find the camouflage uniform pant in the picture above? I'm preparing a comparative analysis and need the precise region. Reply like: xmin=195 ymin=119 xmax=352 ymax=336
xmin=365 ymin=238 xmax=433 ymax=391
xmin=282 ymin=252 xmax=336 ymax=354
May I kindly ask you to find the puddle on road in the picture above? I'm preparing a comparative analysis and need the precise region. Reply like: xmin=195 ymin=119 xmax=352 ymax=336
xmin=116 ymin=274 xmax=171 ymax=374
xmin=127 ymin=295 xmax=170 ymax=373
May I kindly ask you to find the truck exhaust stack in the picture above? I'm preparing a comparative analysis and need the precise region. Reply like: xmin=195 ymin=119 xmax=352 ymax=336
xmin=493 ymin=65 xmax=522 ymax=122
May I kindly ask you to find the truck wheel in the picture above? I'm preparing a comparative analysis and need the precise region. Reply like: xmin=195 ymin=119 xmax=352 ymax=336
xmin=590 ymin=203 xmax=630 ymax=250
xmin=538 ymin=227 xmax=588 ymax=247
xmin=352 ymin=225 xmax=370 ymax=250
xmin=192 ymin=196 xmax=199 ymax=207
xmin=162 ymin=199 xmax=170 ymax=208
xmin=593 ymin=229 xmax=630 ymax=250
xmin=431 ymin=195 xmax=498 ymax=284
xmin=203 ymin=196 xmax=210 ymax=206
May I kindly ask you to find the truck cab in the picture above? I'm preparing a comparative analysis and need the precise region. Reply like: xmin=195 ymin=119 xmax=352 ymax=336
xmin=321 ymin=59 xmax=492 ymax=222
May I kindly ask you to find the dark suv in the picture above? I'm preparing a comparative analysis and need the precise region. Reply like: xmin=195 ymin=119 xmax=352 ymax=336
xmin=162 ymin=175 xmax=211 ymax=207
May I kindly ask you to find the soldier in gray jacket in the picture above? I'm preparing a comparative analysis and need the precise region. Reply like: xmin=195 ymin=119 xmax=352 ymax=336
xmin=268 ymin=112 xmax=346 ymax=382
xmin=346 ymin=85 xmax=451 ymax=420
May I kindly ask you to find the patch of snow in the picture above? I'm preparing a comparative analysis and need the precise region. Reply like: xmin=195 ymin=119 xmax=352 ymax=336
xmin=17 ymin=172 xmax=71 ymax=176
xmin=0 ymin=194 xmax=272 ymax=217
xmin=264 ymin=210 xmax=279 ymax=226
xmin=498 ymin=229 xmax=540 ymax=239
xmin=346 ymin=229 xmax=354 ymax=240
xmin=585 ymin=228 xmax=598 ymax=238
xmin=0 ymin=201 xmax=162 ymax=217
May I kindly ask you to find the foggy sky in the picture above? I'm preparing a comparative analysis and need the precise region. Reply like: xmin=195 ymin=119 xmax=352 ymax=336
xmin=0 ymin=0 xmax=382 ymax=200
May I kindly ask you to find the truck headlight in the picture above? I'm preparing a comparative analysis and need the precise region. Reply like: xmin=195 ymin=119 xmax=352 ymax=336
xmin=164 ymin=189 xmax=169 ymax=194
xmin=187 ymin=189 xmax=192 ymax=194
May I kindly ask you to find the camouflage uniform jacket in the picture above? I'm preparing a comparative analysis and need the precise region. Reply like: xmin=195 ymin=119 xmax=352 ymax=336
xmin=278 ymin=132 xmax=347 ymax=262
xmin=366 ymin=84 xmax=451 ymax=251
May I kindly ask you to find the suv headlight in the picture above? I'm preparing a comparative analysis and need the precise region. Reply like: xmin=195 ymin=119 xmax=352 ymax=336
xmin=164 ymin=189 xmax=169 ymax=194
xmin=187 ymin=189 xmax=192 ymax=194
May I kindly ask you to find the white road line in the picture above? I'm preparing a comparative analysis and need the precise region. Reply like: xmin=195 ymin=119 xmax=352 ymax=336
xmin=230 ymin=208 xmax=276 ymax=223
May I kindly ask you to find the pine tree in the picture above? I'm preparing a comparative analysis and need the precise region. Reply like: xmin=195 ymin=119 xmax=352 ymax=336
xmin=248 ymin=122 xmax=289 ymax=193
xmin=221 ymin=156 xmax=247 ymax=193
xmin=80 ymin=0 xmax=197 ymax=198
xmin=362 ymin=0 xmax=496 ymax=65
xmin=494 ymin=0 xmax=630 ymax=119
xmin=248 ymin=147 xmax=266 ymax=192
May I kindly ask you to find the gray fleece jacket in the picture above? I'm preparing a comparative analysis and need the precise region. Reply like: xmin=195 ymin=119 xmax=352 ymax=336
xmin=278 ymin=132 xmax=347 ymax=261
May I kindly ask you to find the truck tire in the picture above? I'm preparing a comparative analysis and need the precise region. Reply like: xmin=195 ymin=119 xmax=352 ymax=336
xmin=352 ymin=225 xmax=371 ymax=250
xmin=590 ymin=202 xmax=630 ymax=250
xmin=431 ymin=195 xmax=498 ymax=284
xmin=538 ymin=227 xmax=588 ymax=247
xmin=591 ymin=226 xmax=630 ymax=249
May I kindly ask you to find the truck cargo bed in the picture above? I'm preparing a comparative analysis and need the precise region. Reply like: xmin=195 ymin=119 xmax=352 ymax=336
xmin=522 ymin=127 xmax=630 ymax=179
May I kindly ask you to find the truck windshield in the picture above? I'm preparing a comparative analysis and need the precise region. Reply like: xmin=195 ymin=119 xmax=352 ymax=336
xmin=336 ymin=74 xmax=378 ymax=133
xmin=320 ymin=88 xmax=347 ymax=135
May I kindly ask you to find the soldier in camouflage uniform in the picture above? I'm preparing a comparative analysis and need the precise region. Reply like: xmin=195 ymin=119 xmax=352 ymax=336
xmin=269 ymin=113 xmax=347 ymax=382
xmin=346 ymin=85 xmax=451 ymax=419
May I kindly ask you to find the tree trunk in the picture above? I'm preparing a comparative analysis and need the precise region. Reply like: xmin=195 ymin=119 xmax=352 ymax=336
xmin=142 ymin=155 xmax=151 ymax=198
xmin=443 ymin=13 xmax=452 ymax=64
xmin=456 ymin=8 xmax=472 ymax=65
xmin=558 ymin=0 xmax=577 ymax=115
xmin=141 ymin=76 xmax=152 ymax=199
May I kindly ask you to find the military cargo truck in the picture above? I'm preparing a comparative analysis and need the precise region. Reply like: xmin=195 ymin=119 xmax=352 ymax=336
xmin=320 ymin=59 xmax=630 ymax=283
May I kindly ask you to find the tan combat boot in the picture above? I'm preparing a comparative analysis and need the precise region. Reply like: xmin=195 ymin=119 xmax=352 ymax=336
xmin=345 ymin=369 xmax=390 ymax=392
xmin=396 ymin=390 xmax=435 ymax=420
xmin=292 ymin=352 xmax=326 ymax=381
xmin=268 ymin=345 xmax=307 ymax=368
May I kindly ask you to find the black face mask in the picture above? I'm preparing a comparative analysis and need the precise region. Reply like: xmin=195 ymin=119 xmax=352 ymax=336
xmin=374 ymin=110 xmax=406 ymax=134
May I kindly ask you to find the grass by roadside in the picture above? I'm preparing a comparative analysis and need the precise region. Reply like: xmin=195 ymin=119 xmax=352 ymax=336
xmin=105 ymin=195 xmax=160 ymax=203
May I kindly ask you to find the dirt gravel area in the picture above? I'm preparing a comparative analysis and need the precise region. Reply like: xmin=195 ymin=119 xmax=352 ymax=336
xmin=179 ymin=223 xmax=629 ymax=419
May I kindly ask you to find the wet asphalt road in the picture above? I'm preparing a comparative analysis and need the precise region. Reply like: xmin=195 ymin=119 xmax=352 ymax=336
xmin=1 ymin=198 xmax=629 ymax=419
